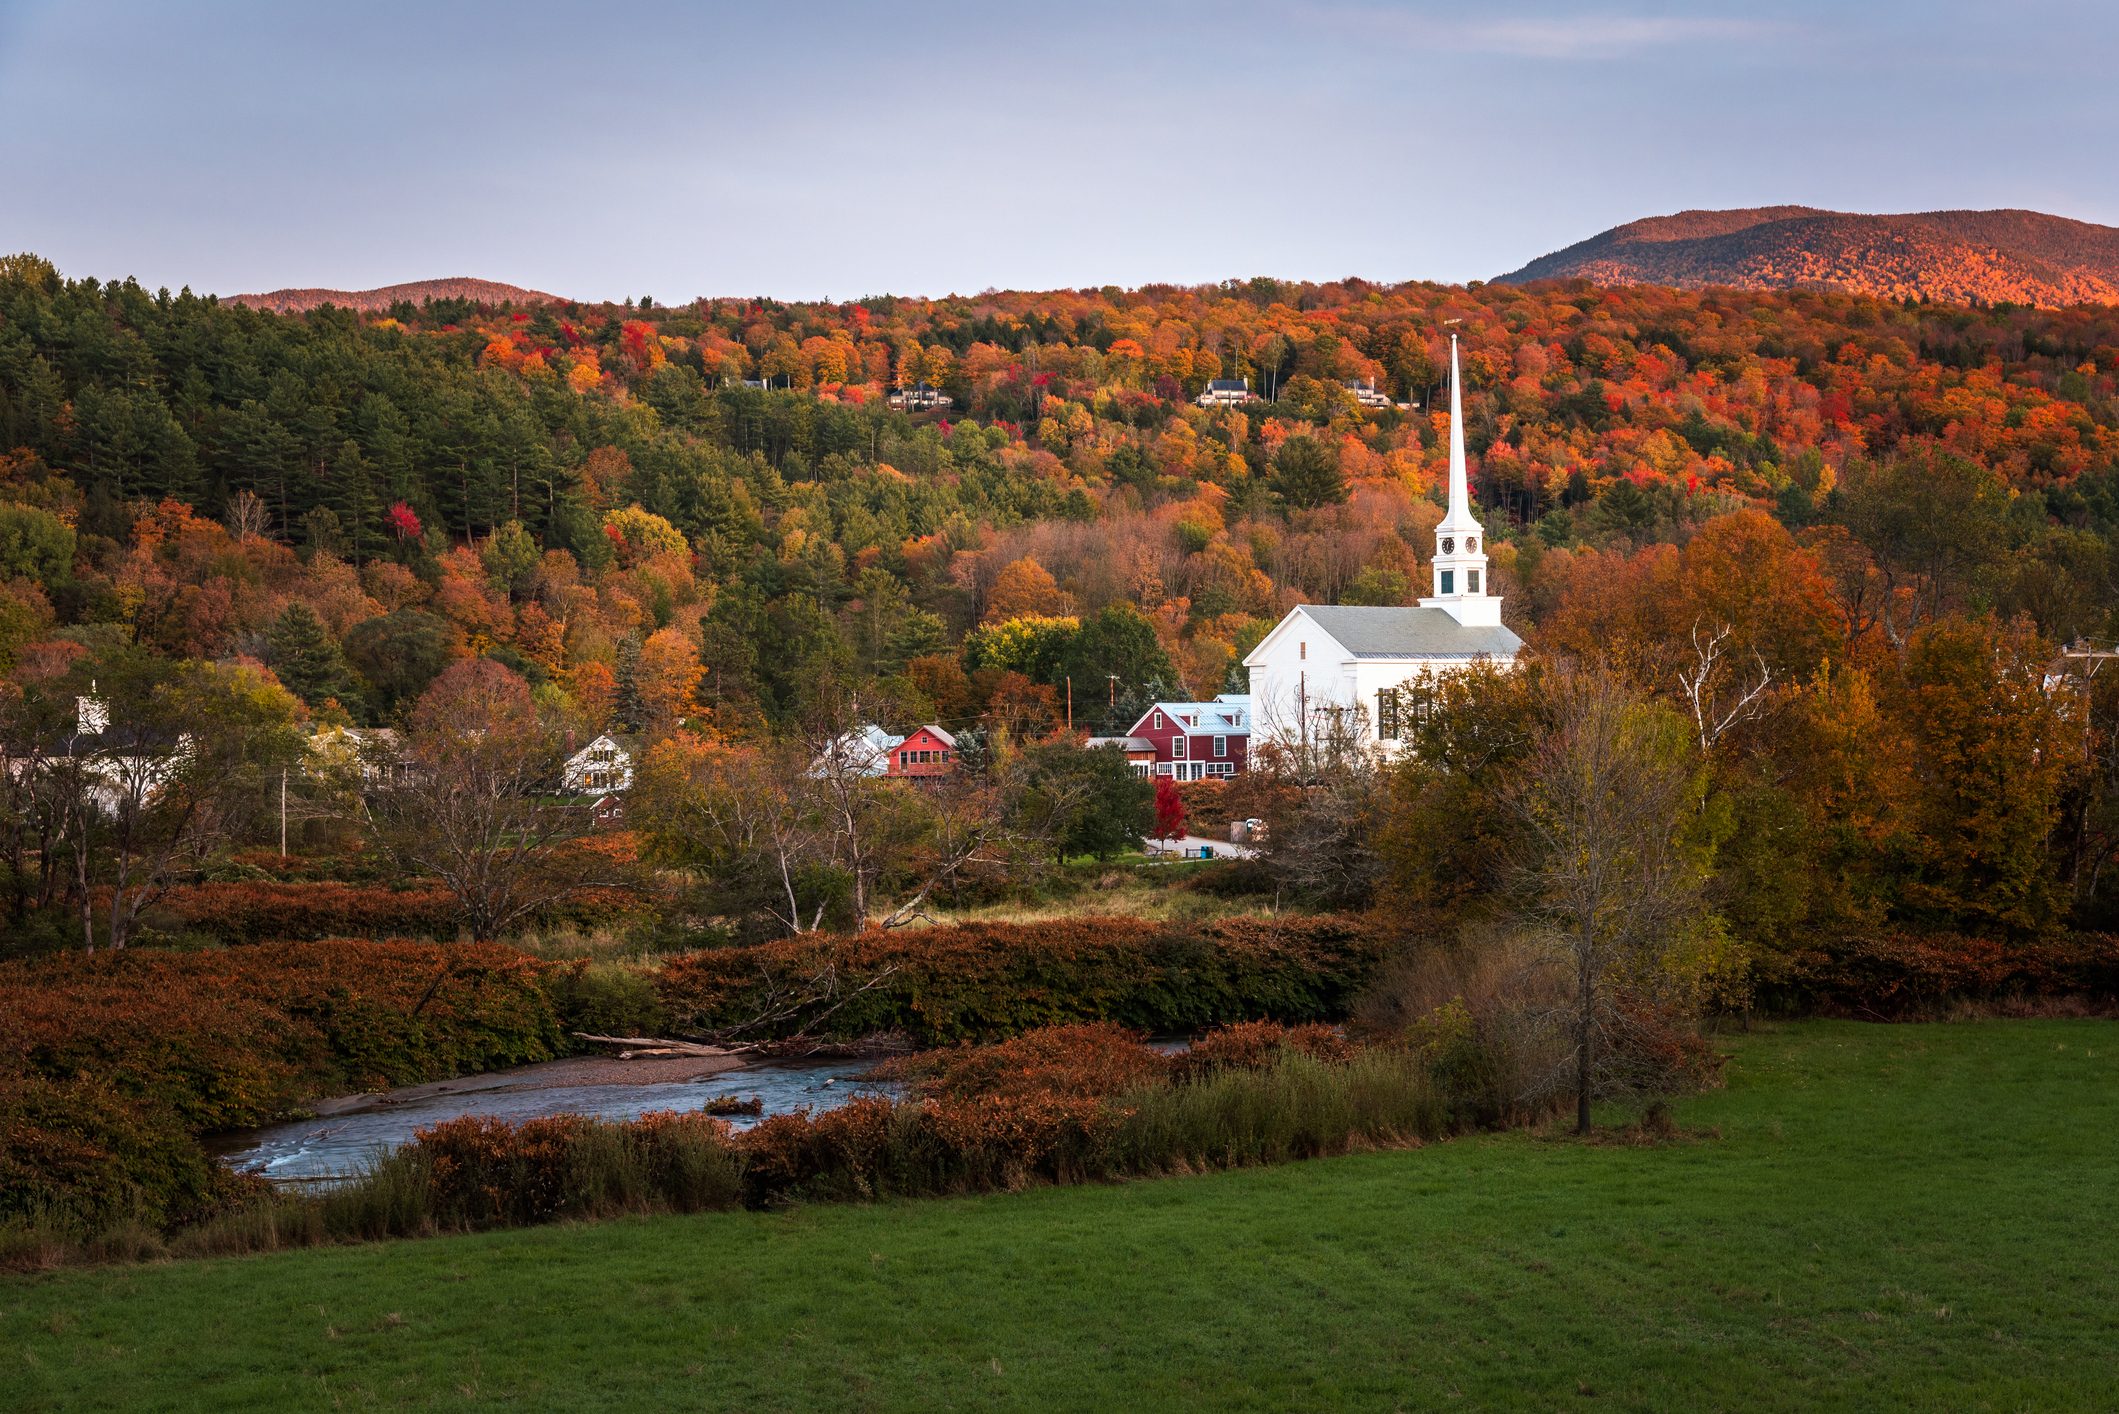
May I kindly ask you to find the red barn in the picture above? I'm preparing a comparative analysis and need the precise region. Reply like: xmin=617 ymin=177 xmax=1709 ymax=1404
xmin=886 ymin=724 xmax=958 ymax=778
xmin=1119 ymin=695 xmax=1250 ymax=780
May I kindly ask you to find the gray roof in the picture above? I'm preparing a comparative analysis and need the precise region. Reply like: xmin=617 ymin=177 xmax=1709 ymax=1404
xmin=1300 ymin=604 xmax=1522 ymax=659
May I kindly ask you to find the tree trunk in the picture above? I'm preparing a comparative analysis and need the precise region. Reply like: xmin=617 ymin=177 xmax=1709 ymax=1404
xmin=1576 ymin=933 xmax=1595 ymax=1135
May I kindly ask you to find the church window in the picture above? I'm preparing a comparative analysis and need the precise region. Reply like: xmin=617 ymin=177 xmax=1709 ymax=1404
xmin=1377 ymin=689 xmax=1400 ymax=741
xmin=1440 ymin=569 xmax=1455 ymax=595
xmin=1467 ymin=569 xmax=1481 ymax=594
xmin=1299 ymin=642 xmax=1306 ymax=661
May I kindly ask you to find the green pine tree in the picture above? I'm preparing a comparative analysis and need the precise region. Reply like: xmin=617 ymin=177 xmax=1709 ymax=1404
xmin=266 ymin=603 xmax=362 ymax=715
xmin=1271 ymin=434 xmax=1345 ymax=511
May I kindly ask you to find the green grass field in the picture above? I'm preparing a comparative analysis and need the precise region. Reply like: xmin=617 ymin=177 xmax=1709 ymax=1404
xmin=5 ymin=1019 xmax=2116 ymax=1411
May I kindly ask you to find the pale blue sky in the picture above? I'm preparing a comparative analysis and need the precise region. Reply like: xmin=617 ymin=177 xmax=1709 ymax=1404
xmin=3 ymin=0 xmax=2114 ymax=301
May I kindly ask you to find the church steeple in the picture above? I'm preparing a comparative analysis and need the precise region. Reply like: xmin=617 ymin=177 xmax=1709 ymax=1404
xmin=1419 ymin=334 xmax=1503 ymax=627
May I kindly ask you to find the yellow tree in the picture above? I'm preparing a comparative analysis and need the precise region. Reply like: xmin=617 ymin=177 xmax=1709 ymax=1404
xmin=634 ymin=627 xmax=703 ymax=735
xmin=984 ymin=557 xmax=1074 ymax=623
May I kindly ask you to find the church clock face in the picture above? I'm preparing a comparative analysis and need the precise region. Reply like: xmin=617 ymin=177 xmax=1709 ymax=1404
xmin=1467 ymin=536 xmax=1477 ymax=553
xmin=1441 ymin=537 xmax=1454 ymax=554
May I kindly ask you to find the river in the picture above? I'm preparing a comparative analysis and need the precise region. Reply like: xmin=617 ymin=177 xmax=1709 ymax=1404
xmin=215 ymin=1057 xmax=900 ymax=1184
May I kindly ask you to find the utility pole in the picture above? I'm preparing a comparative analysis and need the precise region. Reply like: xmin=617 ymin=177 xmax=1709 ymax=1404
xmin=1065 ymin=676 xmax=1073 ymax=733
xmin=279 ymin=767 xmax=288 ymax=857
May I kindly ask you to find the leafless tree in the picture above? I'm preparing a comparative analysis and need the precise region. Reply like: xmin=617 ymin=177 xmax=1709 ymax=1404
xmin=224 ymin=488 xmax=272 ymax=541
xmin=1674 ymin=618 xmax=1775 ymax=754
xmin=359 ymin=660 xmax=634 ymax=940
xmin=1251 ymin=700 xmax=1386 ymax=909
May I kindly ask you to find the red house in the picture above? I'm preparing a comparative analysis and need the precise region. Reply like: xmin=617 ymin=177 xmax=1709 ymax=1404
xmin=886 ymin=724 xmax=958 ymax=778
xmin=1114 ymin=695 xmax=1250 ymax=781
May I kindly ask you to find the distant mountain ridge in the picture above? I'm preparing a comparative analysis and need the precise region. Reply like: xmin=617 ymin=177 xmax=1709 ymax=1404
xmin=1495 ymin=207 xmax=2119 ymax=307
xmin=227 ymin=277 xmax=561 ymax=314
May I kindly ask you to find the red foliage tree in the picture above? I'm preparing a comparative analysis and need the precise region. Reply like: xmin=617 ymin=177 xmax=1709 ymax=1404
xmin=1153 ymin=776 xmax=1186 ymax=843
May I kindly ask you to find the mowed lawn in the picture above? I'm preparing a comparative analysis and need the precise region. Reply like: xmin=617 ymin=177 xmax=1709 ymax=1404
xmin=6 ymin=1020 xmax=2117 ymax=1411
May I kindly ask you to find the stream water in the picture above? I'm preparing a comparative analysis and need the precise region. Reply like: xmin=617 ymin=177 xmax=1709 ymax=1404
xmin=214 ymin=1059 xmax=899 ymax=1185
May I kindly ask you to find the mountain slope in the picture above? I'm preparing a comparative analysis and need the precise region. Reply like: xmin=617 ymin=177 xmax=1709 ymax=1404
xmin=1496 ymin=207 xmax=2119 ymax=306
xmin=227 ymin=277 xmax=562 ymax=314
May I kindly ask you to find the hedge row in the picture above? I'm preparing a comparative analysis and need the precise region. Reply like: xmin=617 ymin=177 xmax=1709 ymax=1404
xmin=1762 ymin=931 xmax=2119 ymax=1015
xmin=655 ymin=915 xmax=1393 ymax=1045
xmin=0 ymin=941 xmax=564 ymax=1227
xmin=146 ymin=881 xmax=643 ymax=943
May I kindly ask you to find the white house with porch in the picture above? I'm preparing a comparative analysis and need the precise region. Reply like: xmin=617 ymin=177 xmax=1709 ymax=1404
xmin=1244 ymin=334 xmax=1522 ymax=755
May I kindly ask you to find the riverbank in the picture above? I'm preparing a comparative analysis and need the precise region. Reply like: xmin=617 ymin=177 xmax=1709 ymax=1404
xmin=306 ymin=1052 xmax=746 ymax=1119
xmin=9 ymin=1020 xmax=2115 ymax=1410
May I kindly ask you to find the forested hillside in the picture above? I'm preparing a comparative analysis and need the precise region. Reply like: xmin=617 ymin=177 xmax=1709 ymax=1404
xmin=2 ymin=249 xmax=2118 ymax=931
xmin=1499 ymin=207 xmax=2119 ymax=307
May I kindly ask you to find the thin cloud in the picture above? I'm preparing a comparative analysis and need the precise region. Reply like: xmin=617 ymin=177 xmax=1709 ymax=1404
xmin=1456 ymin=15 xmax=1776 ymax=59
xmin=1305 ymin=7 xmax=1783 ymax=60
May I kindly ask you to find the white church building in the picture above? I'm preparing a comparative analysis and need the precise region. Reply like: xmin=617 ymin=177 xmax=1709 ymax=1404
xmin=1245 ymin=334 xmax=1522 ymax=755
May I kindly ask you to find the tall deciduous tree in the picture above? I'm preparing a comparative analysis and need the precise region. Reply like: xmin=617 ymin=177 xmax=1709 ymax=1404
xmin=359 ymin=659 xmax=631 ymax=939
xmin=1501 ymin=668 xmax=1718 ymax=1133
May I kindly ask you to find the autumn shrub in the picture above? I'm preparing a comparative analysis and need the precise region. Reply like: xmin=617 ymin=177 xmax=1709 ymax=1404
xmin=1350 ymin=938 xmax=1574 ymax=1128
xmin=1180 ymin=856 xmax=1279 ymax=899
xmin=1178 ymin=1019 xmax=1352 ymax=1075
xmin=657 ymin=914 xmax=1392 ymax=1045
xmin=878 ymin=1023 xmax=1170 ymax=1101
xmin=542 ymin=959 xmax=667 ymax=1038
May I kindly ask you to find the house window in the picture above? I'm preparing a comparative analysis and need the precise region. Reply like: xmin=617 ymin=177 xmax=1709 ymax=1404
xmin=1173 ymin=735 xmax=1187 ymax=759
xmin=1377 ymin=689 xmax=1400 ymax=741
xmin=1440 ymin=569 xmax=1455 ymax=595
xmin=1299 ymin=642 xmax=1306 ymax=661
xmin=1467 ymin=569 xmax=1482 ymax=594
xmin=1214 ymin=735 xmax=1227 ymax=758
xmin=1152 ymin=711 xmax=1164 ymax=729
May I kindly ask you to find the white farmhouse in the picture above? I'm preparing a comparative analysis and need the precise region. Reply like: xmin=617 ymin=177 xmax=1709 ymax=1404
xmin=1244 ymin=334 xmax=1522 ymax=755
xmin=563 ymin=733 xmax=635 ymax=796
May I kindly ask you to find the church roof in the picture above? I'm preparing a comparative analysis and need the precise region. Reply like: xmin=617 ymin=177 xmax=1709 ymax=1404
xmin=1296 ymin=604 xmax=1522 ymax=659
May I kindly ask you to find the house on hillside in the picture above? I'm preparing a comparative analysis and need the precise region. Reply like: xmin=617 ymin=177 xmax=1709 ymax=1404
xmin=888 ymin=385 xmax=953 ymax=412
xmin=886 ymin=724 xmax=958 ymax=778
xmin=1196 ymin=377 xmax=1255 ymax=408
xmin=563 ymin=733 xmax=635 ymax=796
xmin=50 ymin=690 xmax=190 ymax=814
xmin=1346 ymin=378 xmax=1413 ymax=411
xmin=813 ymin=723 xmax=906 ymax=779
xmin=1112 ymin=694 xmax=1251 ymax=780
xmin=306 ymin=723 xmax=409 ymax=788
xmin=1246 ymin=335 xmax=1522 ymax=757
